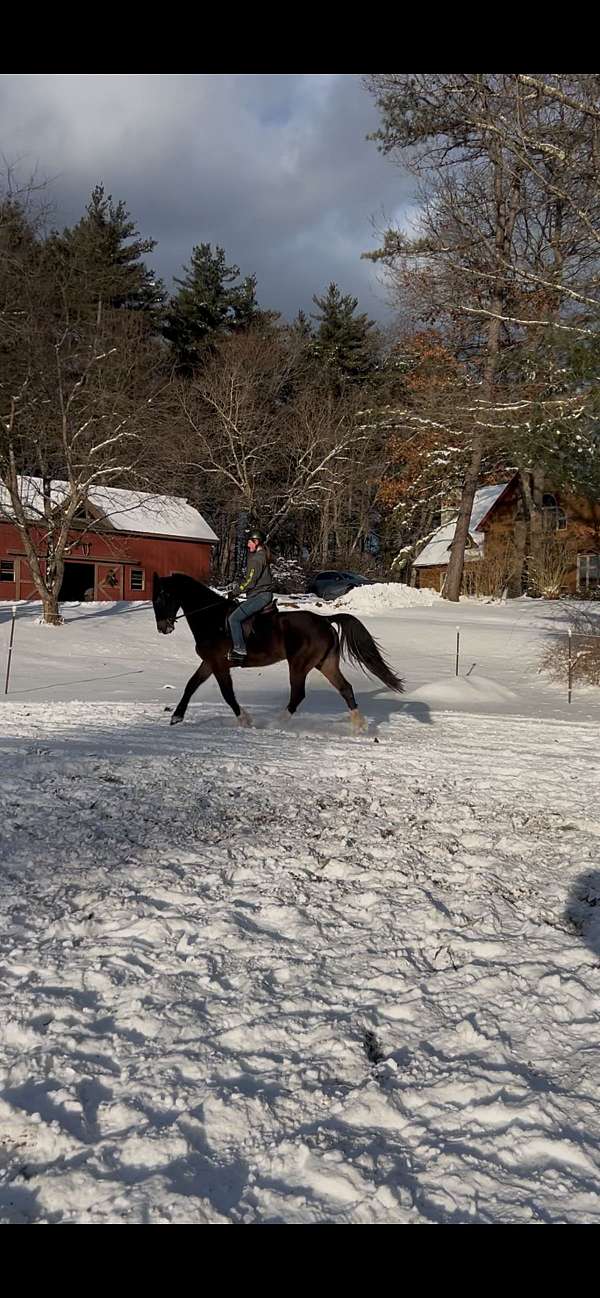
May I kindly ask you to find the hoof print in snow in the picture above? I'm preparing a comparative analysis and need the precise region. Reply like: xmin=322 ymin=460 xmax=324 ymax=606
xmin=363 ymin=1029 xmax=385 ymax=1066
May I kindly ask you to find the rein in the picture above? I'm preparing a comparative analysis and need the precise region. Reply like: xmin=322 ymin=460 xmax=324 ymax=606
xmin=174 ymin=597 xmax=231 ymax=622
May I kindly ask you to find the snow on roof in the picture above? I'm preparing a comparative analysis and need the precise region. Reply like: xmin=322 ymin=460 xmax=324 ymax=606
xmin=88 ymin=486 xmax=218 ymax=542
xmin=413 ymin=521 xmax=456 ymax=568
xmin=414 ymin=483 xmax=509 ymax=568
xmin=0 ymin=477 xmax=218 ymax=543
xmin=468 ymin=483 xmax=510 ymax=531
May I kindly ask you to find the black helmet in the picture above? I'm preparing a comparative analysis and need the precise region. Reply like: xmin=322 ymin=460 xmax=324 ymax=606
xmin=247 ymin=528 xmax=265 ymax=542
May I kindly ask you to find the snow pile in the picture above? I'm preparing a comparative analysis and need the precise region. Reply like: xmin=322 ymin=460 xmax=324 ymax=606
xmin=331 ymin=582 xmax=440 ymax=612
xmin=409 ymin=675 xmax=517 ymax=707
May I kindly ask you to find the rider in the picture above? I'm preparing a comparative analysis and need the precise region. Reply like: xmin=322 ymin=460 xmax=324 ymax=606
xmin=227 ymin=529 xmax=274 ymax=661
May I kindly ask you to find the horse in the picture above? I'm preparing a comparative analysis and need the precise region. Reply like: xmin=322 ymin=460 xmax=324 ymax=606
xmin=152 ymin=572 xmax=403 ymax=731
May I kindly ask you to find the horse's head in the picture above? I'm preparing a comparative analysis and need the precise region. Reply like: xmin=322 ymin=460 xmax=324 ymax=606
xmin=152 ymin=572 xmax=179 ymax=635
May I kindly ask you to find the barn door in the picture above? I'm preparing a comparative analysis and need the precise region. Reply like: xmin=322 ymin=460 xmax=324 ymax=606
xmin=96 ymin=563 xmax=123 ymax=600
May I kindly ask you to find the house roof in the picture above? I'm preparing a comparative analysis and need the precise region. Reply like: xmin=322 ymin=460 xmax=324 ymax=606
xmin=414 ymin=482 xmax=510 ymax=568
xmin=0 ymin=477 xmax=218 ymax=544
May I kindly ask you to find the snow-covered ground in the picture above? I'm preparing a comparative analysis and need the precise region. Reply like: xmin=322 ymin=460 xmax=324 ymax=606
xmin=1 ymin=590 xmax=600 ymax=1224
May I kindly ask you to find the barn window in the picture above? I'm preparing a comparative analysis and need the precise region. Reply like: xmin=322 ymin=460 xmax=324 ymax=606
xmin=577 ymin=554 xmax=600 ymax=592
xmin=541 ymin=493 xmax=567 ymax=532
xmin=0 ymin=559 xmax=15 ymax=582
xmin=131 ymin=567 xmax=145 ymax=591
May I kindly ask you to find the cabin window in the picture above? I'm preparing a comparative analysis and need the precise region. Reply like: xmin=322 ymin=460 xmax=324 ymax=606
xmin=541 ymin=493 xmax=567 ymax=532
xmin=0 ymin=559 xmax=15 ymax=582
xmin=130 ymin=567 xmax=145 ymax=591
xmin=577 ymin=554 xmax=600 ymax=592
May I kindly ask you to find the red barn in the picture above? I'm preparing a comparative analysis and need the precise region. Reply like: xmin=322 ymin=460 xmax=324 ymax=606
xmin=0 ymin=479 xmax=218 ymax=603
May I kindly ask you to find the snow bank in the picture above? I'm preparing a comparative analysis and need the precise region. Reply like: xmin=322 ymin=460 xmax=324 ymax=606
xmin=408 ymin=674 xmax=518 ymax=707
xmin=331 ymin=582 xmax=440 ymax=612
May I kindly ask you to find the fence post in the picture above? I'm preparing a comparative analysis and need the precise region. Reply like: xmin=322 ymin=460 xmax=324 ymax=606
xmin=4 ymin=603 xmax=17 ymax=695
xmin=455 ymin=625 xmax=460 ymax=677
xmin=568 ymin=626 xmax=572 ymax=704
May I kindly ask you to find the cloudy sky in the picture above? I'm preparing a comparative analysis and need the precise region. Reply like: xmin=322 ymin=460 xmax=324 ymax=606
xmin=0 ymin=73 xmax=414 ymax=323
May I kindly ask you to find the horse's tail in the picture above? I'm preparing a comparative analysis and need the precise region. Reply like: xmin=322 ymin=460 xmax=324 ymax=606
xmin=327 ymin=614 xmax=404 ymax=693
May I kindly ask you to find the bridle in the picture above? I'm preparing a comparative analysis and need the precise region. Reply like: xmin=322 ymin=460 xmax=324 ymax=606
xmin=173 ymin=596 xmax=233 ymax=623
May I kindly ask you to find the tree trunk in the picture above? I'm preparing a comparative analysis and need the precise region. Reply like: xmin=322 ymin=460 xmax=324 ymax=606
xmin=442 ymin=435 xmax=485 ymax=600
xmin=443 ymin=139 xmax=524 ymax=602
xmin=332 ymin=492 xmax=341 ymax=560
xmin=42 ymin=592 xmax=63 ymax=625
xmin=320 ymin=495 xmax=330 ymax=565
xmin=443 ymin=291 xmax=502 ymax=600
xmin=514 ymin=470 xmax=534 ymax=595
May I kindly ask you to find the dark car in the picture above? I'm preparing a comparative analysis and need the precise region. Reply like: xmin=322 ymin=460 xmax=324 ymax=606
xmin=306 ymin=570 xmax=374 ymax=601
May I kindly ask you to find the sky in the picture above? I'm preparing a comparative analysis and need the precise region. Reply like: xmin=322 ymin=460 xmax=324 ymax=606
xmin=0 ymin=73 xmax=415 ymax=323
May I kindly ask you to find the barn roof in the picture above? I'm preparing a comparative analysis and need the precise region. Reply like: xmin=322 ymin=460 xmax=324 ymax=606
xmin=413 ymin=482 xmax=510 ymax=568
xmin=0 ymin=477 xmax=218 ymax=543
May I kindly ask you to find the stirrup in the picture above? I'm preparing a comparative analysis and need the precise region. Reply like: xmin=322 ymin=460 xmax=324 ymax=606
xmin=228 ymin=647 xmax=247 ymax=662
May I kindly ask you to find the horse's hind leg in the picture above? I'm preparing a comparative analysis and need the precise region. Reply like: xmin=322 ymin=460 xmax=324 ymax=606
xmin=171 ymin=660 xmax=213 ymax=725
xmin=284 ymin=667 xmax=308 ymax=717
xmin=215 ymin=667 xmax=252 ymax=727
xmin=318 ymin=650 xmax=367 ymax=732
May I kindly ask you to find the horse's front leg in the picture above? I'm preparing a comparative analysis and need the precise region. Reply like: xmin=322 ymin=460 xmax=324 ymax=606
xmin=171 ymin=660 xmax=213 ymax=725
xmin=215 ymin=667 xmax=252 ymax=727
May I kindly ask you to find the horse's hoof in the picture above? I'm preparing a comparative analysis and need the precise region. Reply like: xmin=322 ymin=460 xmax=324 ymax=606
xmin=237 ymin=709 xmax=253 ymax=728
xmin=350 ymin=709 xmax=367 ymax=734
xmin=170 ymin=713 xmax=184 ymax=726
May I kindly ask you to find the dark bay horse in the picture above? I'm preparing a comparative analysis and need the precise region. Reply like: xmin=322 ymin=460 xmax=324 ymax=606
xmin=152 ymin=572 xmax=403 ymax=730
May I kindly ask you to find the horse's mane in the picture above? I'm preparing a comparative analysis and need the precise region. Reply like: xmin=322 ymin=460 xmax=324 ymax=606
xmin=169 ymin=573 xmax=227 ymax=607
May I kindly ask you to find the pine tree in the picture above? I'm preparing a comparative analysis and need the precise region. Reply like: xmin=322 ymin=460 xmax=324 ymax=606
xmin=310 ymin=282 xmax=379 ymax=389
xmin=0 ymin=196 xmax=38 ymax=262
xmin=290 ymin=309 xmax=313 ymax=341
xmin=163 ymin=243 xmax=275 ymax=371
xmin=47 ymin=184 xmax=165 ymax=322
xmin=0 ymin=197 xmax=41 ymax=388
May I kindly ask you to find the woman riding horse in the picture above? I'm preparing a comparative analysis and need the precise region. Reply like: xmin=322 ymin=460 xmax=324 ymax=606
xmin=227 ymin=529 xmax=273 ymax=662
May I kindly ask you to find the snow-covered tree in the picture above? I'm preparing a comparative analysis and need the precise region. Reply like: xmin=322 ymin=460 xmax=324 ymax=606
xmin=365 ymin=73 xmax=600 ymax=599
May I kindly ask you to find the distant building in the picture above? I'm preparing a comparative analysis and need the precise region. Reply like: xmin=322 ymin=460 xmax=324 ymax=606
xmin=0 ymin=478 xmax=218 ymax=602
xmin=413 ymin=474 xmax=600 ymax=596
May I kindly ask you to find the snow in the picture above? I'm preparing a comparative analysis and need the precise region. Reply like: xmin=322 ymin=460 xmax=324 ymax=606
xmin=0 ymin=477 xmax=218 ymax=543
xmin=1 ymin=590 xmax=600 ymax=1223
xmin=411 ymin=520 xmax=458 ymax=569
xmin=330 ymin=582 xmax=441 ymax=612
xmin=409 ymin=675 xmax=518 ymax=707
xmin=88 ymin=487 xmax=218 ymax=542
xmin=414 ymin=482 xmax=509 ymax=568
xmin=468 ymin=482 xmax=510 ymax=531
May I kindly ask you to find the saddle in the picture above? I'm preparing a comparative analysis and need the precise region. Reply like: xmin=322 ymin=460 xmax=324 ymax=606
xmin=243 ymin=599 xmax=278 ymax=640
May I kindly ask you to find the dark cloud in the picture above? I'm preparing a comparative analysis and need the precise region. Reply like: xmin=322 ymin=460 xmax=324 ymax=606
xmin=0 ymin=73 xmax=414 ymax=321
